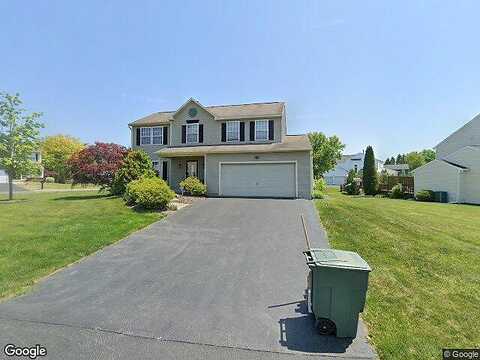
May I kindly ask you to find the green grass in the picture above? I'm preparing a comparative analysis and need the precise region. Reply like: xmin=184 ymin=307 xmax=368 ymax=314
xmin=315 ymin=188 xmax=480 ymax=360
xmin=0 ymin=191 xmax=163 ymax=299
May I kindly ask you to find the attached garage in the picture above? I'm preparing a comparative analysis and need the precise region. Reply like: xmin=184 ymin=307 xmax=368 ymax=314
xmin=219 ymin=161 xmax=297 ymax=198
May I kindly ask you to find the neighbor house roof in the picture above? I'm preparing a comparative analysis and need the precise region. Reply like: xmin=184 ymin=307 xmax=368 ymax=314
xmin=129 ymin=100 xmax=285 ymax=126
xmin=412 ymin=159 xmax=469 ymax=173
xmin=434 ymin=113 xmax=480 ymax=149
xmin=384 ymin=164 xmax=410 ymax=170
xmin=157 ymin=135 xmax=311 ymax=157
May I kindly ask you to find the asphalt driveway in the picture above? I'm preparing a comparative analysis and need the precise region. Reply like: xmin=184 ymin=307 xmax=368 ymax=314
xmin=0 ymin=198 xmax=376 ymax=359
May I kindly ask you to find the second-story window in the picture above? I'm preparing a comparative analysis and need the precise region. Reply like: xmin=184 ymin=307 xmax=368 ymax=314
xmin=141 ymin=128 xmax=151 ymax=145
xmin=186 ymin=123 xmax=199 ymax=143
xmin=226 ymin=121 xmax=240 ymax=141
xmin=141 ymin=127 xmax=163 ymax=145
xmin=152 ymin=127 xmax=163 ymax=144
xmin=255 ymin=120 xmax=269 ymax=141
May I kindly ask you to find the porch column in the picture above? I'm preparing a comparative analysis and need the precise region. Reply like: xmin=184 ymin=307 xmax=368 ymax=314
xmin=204 ymin=154 xmax=207 ymax=186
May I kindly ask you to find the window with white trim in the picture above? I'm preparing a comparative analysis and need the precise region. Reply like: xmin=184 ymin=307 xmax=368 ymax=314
xmin=226 ymin=121 xmax=240 ymax=141
xmin=140 ymin=127 xmax=151 ymax=145
xmin=255 ymin=120 xmax=269 ymax=141
xmin=152 ymin=161 xmax=159 ymax=168
xmin=152 ymin=127 xmax=163 ymax=144
xmin=140 ymin=127 xmax=163 ymax=145
xmin=186 ymin=123 xmax=199 ymax=143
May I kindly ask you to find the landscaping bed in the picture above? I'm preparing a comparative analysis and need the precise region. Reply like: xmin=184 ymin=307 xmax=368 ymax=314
xmin=315 ymin=188 xmax=480 ymax=360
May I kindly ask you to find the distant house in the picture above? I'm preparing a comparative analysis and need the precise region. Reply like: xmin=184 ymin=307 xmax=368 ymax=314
xmin=0 ymin=151 xmax=43 ymax=184
xmin=383 ymin=164 xmax=410 ymax=176
xmin=324 ymin=152 xmax=384 ymax=185
xmin=413 ymin=114 xmax=480 ymax=204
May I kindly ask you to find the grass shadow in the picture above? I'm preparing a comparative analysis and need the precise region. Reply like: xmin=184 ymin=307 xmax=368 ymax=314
xmin=0 ymin=198 xmax=28 ymax=204
xmin=53 ymin=194 xmax=114 ymax=201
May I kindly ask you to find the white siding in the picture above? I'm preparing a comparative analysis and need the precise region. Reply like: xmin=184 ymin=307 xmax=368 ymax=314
xmin=414 ymin=160 xmax=460 ymax=203
xmin=0 ymin=169 xmax=7 ymax=183
xmin=445 ymin=147 xmax=480 ymax=204
xmin=324 ymin=175 xmax=346 ymax=185
xmin=436 ymin=114 xmax=480 ymax=159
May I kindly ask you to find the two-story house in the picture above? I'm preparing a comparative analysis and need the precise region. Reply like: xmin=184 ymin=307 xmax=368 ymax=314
xmin=413 ymin=113 xmax=480 ymax=204
xmin=129 ymin=98 xmax=313 ymax=199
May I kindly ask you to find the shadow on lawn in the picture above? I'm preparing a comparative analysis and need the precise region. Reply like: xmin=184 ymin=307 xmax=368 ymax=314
xmin=0 ymin=198 xmax=28 ymax=204
xmin=53 ymin=194 xmax=114 ymax=201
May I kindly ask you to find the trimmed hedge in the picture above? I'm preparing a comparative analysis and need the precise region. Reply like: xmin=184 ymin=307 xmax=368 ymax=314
xmin=180 ymin=176 xmax=207 ymax=196
xmin=124 ymin=177 xmax=175 ymax=210
xmin=390 ymin=183 xmax=405 ymax=199
xmin=416 ymin=189 xmax=435 ymax=202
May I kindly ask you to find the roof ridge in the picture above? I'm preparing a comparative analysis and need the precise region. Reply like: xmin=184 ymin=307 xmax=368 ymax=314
xmin=206 ymin=101 xmax=285 ymax=108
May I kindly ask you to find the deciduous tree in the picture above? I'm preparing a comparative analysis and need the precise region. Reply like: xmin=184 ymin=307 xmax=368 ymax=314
xmin=68 ymin=142 xmax=127 ymax=189
xmin=308 ymin=132 xmax=345 ymax=178
xmin=41 ymin=134 xmax=84 ymax=183
xmin=0 ymin=92 xmax=43 ymax=200
xmin=406 ymin=151 xmax=425 ymax=170
xmin=111 ymin=149 xmax=156 ymax=195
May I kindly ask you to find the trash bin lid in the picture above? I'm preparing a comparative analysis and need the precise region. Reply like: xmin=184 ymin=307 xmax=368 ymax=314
xmin=304 ymin=248 xmax=371 ymax=271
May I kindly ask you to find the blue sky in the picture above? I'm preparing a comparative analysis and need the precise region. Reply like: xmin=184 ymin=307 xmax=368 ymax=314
xmin=1 ymin=0 xmax=479 ymax=159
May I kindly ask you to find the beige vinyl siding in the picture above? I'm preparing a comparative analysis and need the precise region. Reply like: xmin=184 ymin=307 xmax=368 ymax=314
xmin=170 ymin=103 xmax=283 ymax=146
xmin=131 ymin=125 xmax=170 ymax=159
xmin=436 ymin=115 xmax=480 ymax=159
xmin=205 ymin=151 xmax=312 ymax=199
xmin=168 ymin=157 xmax=205 ymax=192
xmin=414 ymin=160 xmax=460 ymax=202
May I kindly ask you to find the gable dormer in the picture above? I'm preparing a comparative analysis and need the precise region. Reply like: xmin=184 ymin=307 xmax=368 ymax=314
xmin=170 ymin=98 xmax=216 ymax=146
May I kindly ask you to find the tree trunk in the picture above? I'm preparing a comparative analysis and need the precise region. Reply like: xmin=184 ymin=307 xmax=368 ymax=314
xmin=8 ymin=173 xmax=13 ymax=201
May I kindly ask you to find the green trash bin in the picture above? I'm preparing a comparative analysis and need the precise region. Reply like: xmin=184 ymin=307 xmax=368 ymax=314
xmin=304 ymin=248 xmax=371 ymax=338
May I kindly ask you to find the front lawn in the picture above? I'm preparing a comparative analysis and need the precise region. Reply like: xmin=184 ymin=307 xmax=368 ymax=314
xmin=315 ymin=189 xmax=480 ymax=360
xmin=0 ymin=191 xmax=163 ymax=299
xmin=17 ymin=181 xmax=99 ymax=191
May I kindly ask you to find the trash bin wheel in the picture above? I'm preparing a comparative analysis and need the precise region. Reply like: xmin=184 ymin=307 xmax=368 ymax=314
xmin=316 ymin=318 xmax=336 ymax=336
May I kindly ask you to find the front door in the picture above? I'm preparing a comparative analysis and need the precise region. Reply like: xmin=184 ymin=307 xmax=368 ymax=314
xmin=186 ymin=161 xmax=198 ymax=178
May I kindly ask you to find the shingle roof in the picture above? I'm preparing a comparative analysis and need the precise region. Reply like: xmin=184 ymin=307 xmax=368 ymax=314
xmin=129 ymin=101 xmax=285 ymax=126
xmin=384 ymin=164 xmax=410 ymax=170
xmin=157 ymin=135 xmax=311 ymax=156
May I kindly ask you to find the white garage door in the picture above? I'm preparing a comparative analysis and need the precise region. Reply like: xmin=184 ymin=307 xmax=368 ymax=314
xmin=220 ymin=162 xmax=296 ymax=198
xmin=0 ymin=169 xmax=7 ymax=184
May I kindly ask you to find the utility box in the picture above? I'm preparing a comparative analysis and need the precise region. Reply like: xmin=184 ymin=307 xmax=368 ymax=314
xmin=434 ymin=191 xmax=448 ymax=203
xmin=304 ymin=248 xmax=371 ymax=338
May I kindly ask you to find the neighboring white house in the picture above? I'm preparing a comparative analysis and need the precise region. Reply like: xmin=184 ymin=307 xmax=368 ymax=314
xmin=413 ymin=114 xmax=480 ymax=204
xmin=324 ymin=152 xmax=385 ymax=185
